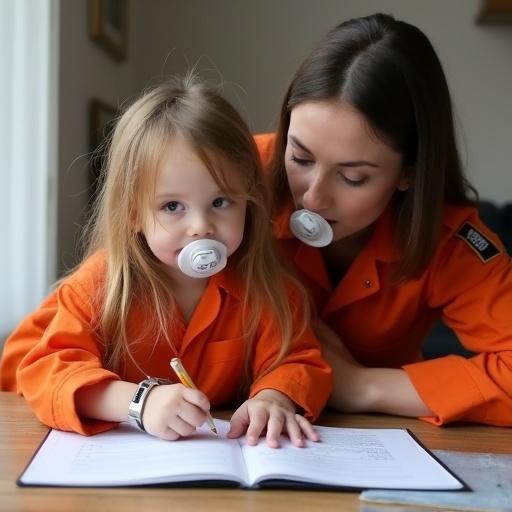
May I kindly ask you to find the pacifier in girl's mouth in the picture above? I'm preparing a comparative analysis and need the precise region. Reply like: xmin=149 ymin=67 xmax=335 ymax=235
xmin=289 ymin=209 xmax=333 ymax=247
xmin=177 ymin=239 xmax=227 ymax=278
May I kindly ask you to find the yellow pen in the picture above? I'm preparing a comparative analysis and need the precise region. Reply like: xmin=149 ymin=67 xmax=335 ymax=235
xmin=170 ymin=357 xmax=218 ymax=436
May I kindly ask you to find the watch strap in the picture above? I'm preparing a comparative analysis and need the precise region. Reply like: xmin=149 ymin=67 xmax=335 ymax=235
xmin=127 ymin=377 xmax=169 ymax=431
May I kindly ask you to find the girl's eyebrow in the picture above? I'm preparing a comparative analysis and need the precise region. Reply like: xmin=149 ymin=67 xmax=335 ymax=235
xmin=288 ymin=134 xmax=378 ymax=168
xmin=155 ymin=192 xmax=184 ymax=200
xmin=155 ymin=188 xmax=225 ymax=201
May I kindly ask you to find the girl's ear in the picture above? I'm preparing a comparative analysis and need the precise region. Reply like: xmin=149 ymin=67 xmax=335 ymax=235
xmin=131 ymin=210 xmax=142 ymax=233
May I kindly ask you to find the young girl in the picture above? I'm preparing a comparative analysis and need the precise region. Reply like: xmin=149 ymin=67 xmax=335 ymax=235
xmin=0 ymin=76 xmax=332 ymax=446
xmin=256 ymin=13 xmax=512 ymax=426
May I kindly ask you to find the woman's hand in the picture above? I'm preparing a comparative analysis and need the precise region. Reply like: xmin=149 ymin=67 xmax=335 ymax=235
xmin=142 ymin=383 xmax=211 ymax=441
xmin=316 ymin=322 xmax=434 ymax=417
xmin=227 ymin=389 xmax=319 ymax=448
xmin=317 ymin=324 xmax=373 ymax=412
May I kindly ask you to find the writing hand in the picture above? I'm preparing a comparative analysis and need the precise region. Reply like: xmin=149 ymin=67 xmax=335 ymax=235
xmin=143 ymin=384 xmax=212 ymax=441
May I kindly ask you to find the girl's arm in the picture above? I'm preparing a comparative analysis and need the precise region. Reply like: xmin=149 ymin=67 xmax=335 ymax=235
xmin=75 ymin=380 xmax=136 ymax=422
xmin=14 ymin=254 xmax=213 ymax=439
xmin=227 ymin=283 xmax=332 ymax=447
xmin=75 ymin=380 xmax=212 ymax=440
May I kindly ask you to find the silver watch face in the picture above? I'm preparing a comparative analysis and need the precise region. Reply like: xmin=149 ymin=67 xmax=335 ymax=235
xmin=127 ymin=379 xmax=161 ymax=431
xmin=127 ymin=410 xmax=143 ymax=429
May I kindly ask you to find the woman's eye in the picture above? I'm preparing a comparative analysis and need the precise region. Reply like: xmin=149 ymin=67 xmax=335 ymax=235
xmin=164 ymin=201 xmax=184 ymax=213
xmin=342 ymin=175 xmax=367 ymax=187
xmin=290 ymin=154 xmax=313 ymax=166
xmin=212 ymin=197 xmax=231 ymax=208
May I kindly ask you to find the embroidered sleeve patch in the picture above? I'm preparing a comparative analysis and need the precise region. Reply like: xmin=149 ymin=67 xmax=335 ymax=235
xmin=456 ymin=222 xmax=501 ymax=262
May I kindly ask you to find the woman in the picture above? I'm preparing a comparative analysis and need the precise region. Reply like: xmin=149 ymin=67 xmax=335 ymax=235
xmin=256 ymin=13 xmax=512 ymax=426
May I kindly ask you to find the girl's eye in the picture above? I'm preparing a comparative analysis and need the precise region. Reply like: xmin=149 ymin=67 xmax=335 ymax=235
xmin=290 ymin=154 xmax=313 ymax=166
xmin=164 ymin=201 xmax=184 ymax=213
xmin=212 ymin=197 xmax=231 ymax=208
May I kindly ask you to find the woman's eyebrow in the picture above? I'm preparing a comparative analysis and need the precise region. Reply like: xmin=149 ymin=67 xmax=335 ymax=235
xmin=340 ymin=161 xmax=379 ymax=168
xmin=288 ymin=134 xmax=313 ymax=154
xmin=288 ymin=134 xmax=378 ymax=168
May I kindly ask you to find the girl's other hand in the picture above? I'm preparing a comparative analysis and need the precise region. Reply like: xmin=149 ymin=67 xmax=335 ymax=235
xmin=142 ymin=383 xmax=211 ymax=441
xmin=226 ymin=389 xmax=319 ymax=448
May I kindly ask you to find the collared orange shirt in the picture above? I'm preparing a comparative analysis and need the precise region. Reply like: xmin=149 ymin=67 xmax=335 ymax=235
xmin=256 ymin=132 xmax=512 ymax=427
xmin=2 ymin=252 xmax=332 ymax=435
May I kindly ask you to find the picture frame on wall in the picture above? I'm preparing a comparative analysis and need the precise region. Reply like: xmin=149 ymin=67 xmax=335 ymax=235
xmin=89 ymin=0 xmax=128 ymax=61
xmin=477 ymin=0 xmax=512 ymax=23
xmin=89 ymin=99 xmax=118 ymax=203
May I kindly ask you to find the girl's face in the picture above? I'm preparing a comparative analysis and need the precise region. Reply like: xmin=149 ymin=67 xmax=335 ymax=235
xmin=141 ymin=136 xmax=247 ymax=279
xmin=285 ymin=99 xmax=409 ymax=243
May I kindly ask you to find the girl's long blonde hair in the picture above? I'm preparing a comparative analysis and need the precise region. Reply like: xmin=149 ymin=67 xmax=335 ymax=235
xmin=82 ymin=74 xmax=310 ymax=382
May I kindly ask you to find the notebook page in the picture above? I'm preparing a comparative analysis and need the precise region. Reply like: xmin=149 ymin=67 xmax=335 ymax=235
xmin=241 ymin=426 xmax=463 ymax=490
xmin=20 ymin=419 xmax=248 ymax=487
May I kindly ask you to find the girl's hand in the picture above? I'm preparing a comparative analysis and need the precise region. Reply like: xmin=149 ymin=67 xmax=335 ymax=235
xmin=226 ymin=389 xmax=319 ymax=448
xmin=142 ymin=383 xmax=212 ymax=441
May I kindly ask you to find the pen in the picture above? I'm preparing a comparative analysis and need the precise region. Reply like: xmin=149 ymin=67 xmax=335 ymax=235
xmin=170 ymin=357 xmax=218 ymax=436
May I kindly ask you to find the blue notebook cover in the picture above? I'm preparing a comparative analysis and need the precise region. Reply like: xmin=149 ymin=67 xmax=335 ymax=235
xmin=360 ymin=450 xmax=512 ymax=512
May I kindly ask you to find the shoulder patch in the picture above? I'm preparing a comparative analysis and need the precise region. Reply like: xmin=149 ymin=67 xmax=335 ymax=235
xmin=456 ymin=222 xmax=501 ymax=263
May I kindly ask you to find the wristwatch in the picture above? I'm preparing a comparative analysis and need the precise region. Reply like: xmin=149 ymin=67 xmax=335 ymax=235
xmin=127 ymin=377 xmax=170 ymax=431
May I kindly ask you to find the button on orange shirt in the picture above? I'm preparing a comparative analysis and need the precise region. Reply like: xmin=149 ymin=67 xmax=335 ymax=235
xmin=256 ymin=132 xmax=512 ymax=427
xmin=2 ymin=251 xmax=332 ymax=435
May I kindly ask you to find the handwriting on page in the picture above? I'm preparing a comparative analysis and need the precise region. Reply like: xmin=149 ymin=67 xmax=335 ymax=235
xmin=31 ymin=422 xmax=246 ymax=486
xmin=243 ymin=431 xmax=401 ymax=480
xmin=240 ymin=427 xmax=460 ymax=489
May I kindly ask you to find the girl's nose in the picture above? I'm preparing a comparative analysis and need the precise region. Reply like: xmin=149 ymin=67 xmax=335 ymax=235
xmin=188 ymin=213 xmax=214 ymax=238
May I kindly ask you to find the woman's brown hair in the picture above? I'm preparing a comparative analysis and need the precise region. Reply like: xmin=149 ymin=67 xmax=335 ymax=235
xmin=270 ymin=13 xmax=477 ymax=281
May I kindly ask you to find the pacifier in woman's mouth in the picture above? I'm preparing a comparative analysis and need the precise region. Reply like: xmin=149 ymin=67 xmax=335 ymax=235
xmin=177 ymin=239 xmax=227 ymax=278
xmin=289 ymin=209 xmax=333 ymax=247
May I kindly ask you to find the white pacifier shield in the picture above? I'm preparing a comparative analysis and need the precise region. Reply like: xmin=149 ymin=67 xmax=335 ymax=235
xmin=289 ymin=209 xmax=333 ymax=247
xmin=177 ymin=239 xmax=227 ymax=278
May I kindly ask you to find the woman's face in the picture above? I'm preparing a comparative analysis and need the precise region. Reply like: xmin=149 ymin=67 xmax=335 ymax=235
xmin=285 ymin=99 xmax=408 ymax=243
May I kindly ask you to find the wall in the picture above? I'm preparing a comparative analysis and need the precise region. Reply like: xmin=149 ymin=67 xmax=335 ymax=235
xmin=57 ymin=0 xmax=512 ymax=271
xmin=132 ymin=0 xmax=512 ymax=202
xmin=57 ymin=0 xmax=140 ymax=273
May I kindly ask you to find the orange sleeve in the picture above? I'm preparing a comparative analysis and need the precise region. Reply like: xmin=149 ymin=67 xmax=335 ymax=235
xmin=253 ymin=133 xmax=276 ymax=168
xmin=403 ymin=215 xmax=512 ymax=426
xmin=1 ymin=293 xmax=58 ymax=392
xmin=248 ymin=287 xmax=333 ymax=421
xmin=15 ymin=258 xmax=121 ymax=435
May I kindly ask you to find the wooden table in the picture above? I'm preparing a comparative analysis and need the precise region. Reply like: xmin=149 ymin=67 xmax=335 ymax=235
xmin=1 ymin=391 xmax=511 ymax=512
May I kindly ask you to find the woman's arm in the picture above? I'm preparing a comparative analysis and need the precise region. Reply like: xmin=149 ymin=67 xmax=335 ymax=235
xmin=316 ymin=322 xmax=434 ymax=417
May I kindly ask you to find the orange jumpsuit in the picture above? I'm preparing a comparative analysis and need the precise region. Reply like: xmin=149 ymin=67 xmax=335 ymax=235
xmin=256 ymin=133 xmax=512 ymax=427
xmin=1 ymin=252 xmax=332 ymax=435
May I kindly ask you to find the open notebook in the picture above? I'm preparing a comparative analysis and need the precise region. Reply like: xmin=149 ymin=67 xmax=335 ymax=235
xmin=18 ymin=419 xmax=467 ymax=490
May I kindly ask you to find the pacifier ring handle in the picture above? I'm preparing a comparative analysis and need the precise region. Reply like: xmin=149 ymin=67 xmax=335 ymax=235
xmin=177 ymin=239 xmax=228 ymax=278
xmin=289 ymin=209 xmax=333 ymax=247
